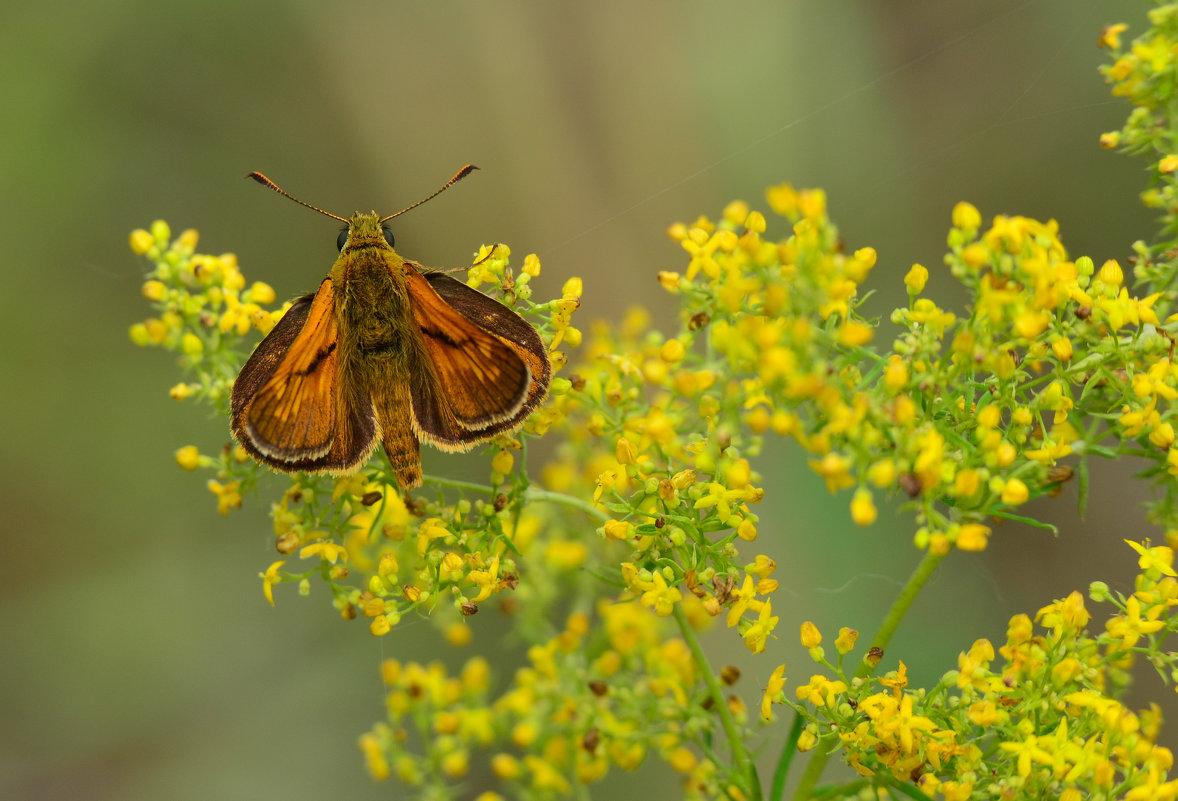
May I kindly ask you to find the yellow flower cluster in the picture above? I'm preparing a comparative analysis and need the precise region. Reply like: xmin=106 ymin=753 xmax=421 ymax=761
xmin=789 ymin=542 xmax=1178 ymax=798
xmin=130 ymin=220 xmax=280 ymax=400
xmin=362 ymin=605 xmax=739 ymax=800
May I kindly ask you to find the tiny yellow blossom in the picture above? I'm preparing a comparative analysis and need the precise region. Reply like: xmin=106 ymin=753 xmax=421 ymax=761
xmin=743 ymin=599 xmax=778 ymax=653
xmin=1152 ymin=422 xmax=1176 ymax=449
xmin=141 ymin=280 xmax=166 ymax=301
xmin=1098 ymin=259 xmax=1124 ymax=287
xmin=490 ymin=449 xmax=514 ymax=477
xmin=562 ymin=276 xmax=583 ymax=299
xmin=174 ymin=445 xmax=201 ymax=471
xmin=207 ymin=479 xmax=241 ymax=515
xmin=1000 ymin=478 xmax=1029 ymax=505
xmin=800 ymin=621 xmax=822 ymax=648
xmin=849 ymin=488 xmax=877 ymax=526
xmin=760 ymin=663 xmax=787 ymax=720
xmin=602 ymin=520 xmax=633 ymax=540
xmin=300 ymin=541 xmax=348 ymax=563
xmin=615 ymin=437 xmax=638 ymax=465
xmin=1098 ymin=23 xmax=1127 ymax=49
xmin=659 ymin=338 xmax=686 ymax=362
xmin=261 ymin=560 xmax=285 ymax=606
xmin=904 ymin=263 xmax=929 ymax=295
xmin=952 ymin=201 xmax=982 ymax=230
xmin=1126 ymin=539 xmax=1178 ymax=577
xmin=835 ymin=627 xmax=858 ymax=654
xmin=180 ymin=332 xmax=203 ymax=355
xmin=736 ymin=518 xmax=758 ymax=541
xmin=956 ymin=523 xmax=991 ymax=552
xmin=657 ymin=270 xmax=681 ymax=290
xmin=129 ymin=228 xmax=155 ymax=255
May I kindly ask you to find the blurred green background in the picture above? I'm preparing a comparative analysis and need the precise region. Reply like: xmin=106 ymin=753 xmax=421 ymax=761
xmin=1 ymin=1 xmax=1163 ymax=799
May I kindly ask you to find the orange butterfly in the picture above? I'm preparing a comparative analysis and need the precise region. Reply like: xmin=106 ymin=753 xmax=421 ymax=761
xmin=230 ymin=167 xmax=550 ymax=489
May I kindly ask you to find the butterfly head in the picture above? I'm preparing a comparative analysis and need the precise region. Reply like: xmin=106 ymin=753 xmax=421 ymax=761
xmin=337 ymin=213 xmax=396 ymax=253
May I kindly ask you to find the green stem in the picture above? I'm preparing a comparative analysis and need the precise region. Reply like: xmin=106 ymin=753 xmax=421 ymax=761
xmin=673 ymin=605 xmax=762 ymax=801
xmin=421 ymin=475 xmax=495 ymax=494
xmin=770 ymin=711 xmax=804 ymax=800
xmin=789 ymin=548 xmax=947 ymax=801
xmin=525 ymin=488 xmax=611 ymax=524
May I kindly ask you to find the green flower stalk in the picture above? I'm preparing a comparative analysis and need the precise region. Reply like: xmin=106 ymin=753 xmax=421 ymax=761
xmin=130 ymin=4 xmax=1178 ymax=799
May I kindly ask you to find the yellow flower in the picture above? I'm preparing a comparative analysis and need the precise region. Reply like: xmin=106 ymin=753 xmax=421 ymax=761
xmin=904 ymin=263 xmax=929 ymax=295
xmin=835 ymin=627 xmax=858 ymax=654
xmin=358 ymin=732 xmax=390 ymax=781
xmin=956 ymin=523 xmax=991 ymax=552
xmin=795 ymin=674 xmax=847 ymax=707
xmin=743 ymin=599 xmax=778 ymax=654
xmin=640 ymin=573 xmax=682 ymax=616
xmin=467 ymin=556 xmax=501 ymax=603
xmin=1000 ymin=478 xmax=1029 ymax=505
xmin=206 ymin=479 xmax=241 ymax=515
xmin=300 ymin=541 xmax=348 ymax=563
xmin=799 ymin=620 xmax=822 ymax=648
xmin=1126 ymin=539 xmax=1178 ymax=577
xmin=129 ymin=228 xmax=156 ymax=255
xmin=1108 ymin=595 xmax=1166 ymax=647
xmin=174 ymin=445 xmax=201 ymax=471
xmin=615 ymin=437 xmax=637 ymax=465
xmin=660 ymin=338 xmax=686 ymax=362
xmin=760 ymin=663 xmax=787 ymax=720
xmin=1098 ymin=23 xmax=1128 ymax=49
xmin=490 ymin=449 xmax=514 ymax=477
xmin=261 ymin=560 xmax=285 ymax=606
xmin=1097 ymin=258 xmax=1124 ymax=287
xmin=849 ymin=487 xmax=877 ymax=526
xmin=952 ymin=201 xmax=982 ymax=230
xmin=602 ymin=519 xmax=633 ymax=540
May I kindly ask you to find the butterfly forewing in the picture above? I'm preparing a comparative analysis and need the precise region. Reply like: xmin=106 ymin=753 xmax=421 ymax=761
xmin=404 ymin=266 xmax=531 ymax=425
xmin=241 ymin=279 xmax=340 ymax=460
xmin=231 ymin=278 xmax=379 ymax=475
xmin=423 ymin=272 xmax=552 ymax=410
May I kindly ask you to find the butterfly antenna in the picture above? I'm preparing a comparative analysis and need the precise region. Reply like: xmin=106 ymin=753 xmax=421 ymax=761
xmin=246 ymin=172 xmax=348 ymax=223
xmin=381 ymin=164 xmax=479 ymax=223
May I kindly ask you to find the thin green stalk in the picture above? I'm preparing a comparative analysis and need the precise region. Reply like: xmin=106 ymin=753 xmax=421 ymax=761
xmin=673 ymin=604 xmax=763 ymax=801
xmin=526 ymin=487 xmax=611 ymax=524
xmin=789 ymin=549 xmax=947 ymax=801
xmin=421 ymin=475 xmax=495 ymax=494
xmin=770 ymin=711 xmax=804 ymax=800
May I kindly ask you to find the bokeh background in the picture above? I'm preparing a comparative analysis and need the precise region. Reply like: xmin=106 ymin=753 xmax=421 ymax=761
xmin=1 ymin=1 xmax=1162 ymax=799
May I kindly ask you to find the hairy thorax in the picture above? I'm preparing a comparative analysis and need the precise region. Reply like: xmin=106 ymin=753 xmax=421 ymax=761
xmin=334 ymin=237 xmax=413 ymax=357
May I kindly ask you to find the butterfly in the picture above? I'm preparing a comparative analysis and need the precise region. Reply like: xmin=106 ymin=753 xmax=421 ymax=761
xmin=230 ymin=166 xmax=551 ymax=489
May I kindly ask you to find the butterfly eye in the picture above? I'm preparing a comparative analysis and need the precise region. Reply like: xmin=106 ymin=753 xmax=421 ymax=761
xmin=336 ymin=228 xmax=349 ymax=251
xmin=382 ymin=227 xmax=396 ymax=247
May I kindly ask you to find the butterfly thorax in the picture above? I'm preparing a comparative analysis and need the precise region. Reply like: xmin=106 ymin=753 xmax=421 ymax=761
xmin=332 ymin=213 xmax=415 ymax=357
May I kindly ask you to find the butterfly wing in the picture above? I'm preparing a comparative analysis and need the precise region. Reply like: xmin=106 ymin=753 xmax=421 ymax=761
xmin=423 ymin=271 xmax=551 ymax=411
xmin=402 ymin=265 xmax=547 ymax=450
xmin=231 ymin=278 xmax=377 ymax=473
